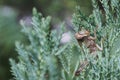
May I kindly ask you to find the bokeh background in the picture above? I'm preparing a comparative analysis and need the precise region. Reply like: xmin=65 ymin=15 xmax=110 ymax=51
xmin=0 ymin=0 xmax=92 ymax=80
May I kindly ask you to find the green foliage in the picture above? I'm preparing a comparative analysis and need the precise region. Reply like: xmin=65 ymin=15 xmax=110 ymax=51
xmin=10 ymin=0 xmax=120 ymax=80
xmin=10 ymin=8 xmax=66 ymax=80
xmin=0 ymin=7 xmax=26 ymax=80
xmin=72 ymin=0 xmax=120 ymax=79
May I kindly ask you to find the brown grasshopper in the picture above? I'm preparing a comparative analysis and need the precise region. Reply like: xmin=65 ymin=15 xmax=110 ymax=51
xmin=74 ymin=29 xmax=103 ymax=76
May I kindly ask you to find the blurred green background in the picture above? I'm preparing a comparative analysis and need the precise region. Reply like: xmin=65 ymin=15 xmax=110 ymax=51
xmin=0 ymin=0 xmax=92 ymax=80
